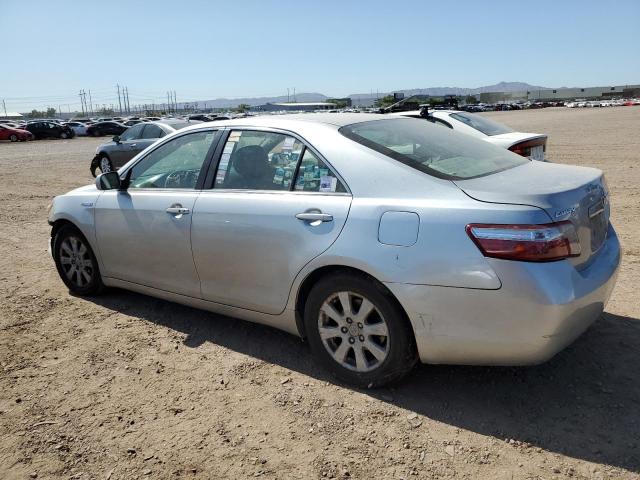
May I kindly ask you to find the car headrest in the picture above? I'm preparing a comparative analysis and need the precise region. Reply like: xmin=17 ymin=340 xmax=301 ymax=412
xmin=233 ymin=145 xmax=270 ymax=179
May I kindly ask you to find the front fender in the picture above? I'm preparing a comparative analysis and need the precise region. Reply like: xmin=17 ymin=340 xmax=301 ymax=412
xmin=49 ymin=188 xmax=103 ymax=269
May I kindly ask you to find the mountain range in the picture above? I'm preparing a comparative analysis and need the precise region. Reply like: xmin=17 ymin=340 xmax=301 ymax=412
xmin=185 ymin=82 xmax=548 ymax=109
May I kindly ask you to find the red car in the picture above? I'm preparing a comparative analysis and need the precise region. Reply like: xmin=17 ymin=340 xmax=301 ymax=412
xmin=0 ymin=124 xmax=34 ymax=142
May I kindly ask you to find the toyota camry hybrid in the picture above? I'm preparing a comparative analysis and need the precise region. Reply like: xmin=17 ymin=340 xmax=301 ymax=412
xmin=47 ymin=113 xmax=620 ymax=386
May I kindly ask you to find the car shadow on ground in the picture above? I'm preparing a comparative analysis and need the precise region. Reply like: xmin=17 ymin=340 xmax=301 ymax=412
xmin=88 ymin=289 xmax=640 ymax=473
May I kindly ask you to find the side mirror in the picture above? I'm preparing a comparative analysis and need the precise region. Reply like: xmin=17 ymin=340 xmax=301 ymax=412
xmin=95 ymin=171 xmax=122 ymax=190
xmin=113 ymin=135 xmax=121 ymax=144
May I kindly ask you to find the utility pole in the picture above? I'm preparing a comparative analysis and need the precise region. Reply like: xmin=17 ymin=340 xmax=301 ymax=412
xmin=79 ymin=90 xmax=85 ymax=116
xmin=2 ymin=99 xmax=7 ymax=117
xmin=117 ymin=84 xmax=122 ymax=114
xmin=167 ymin=92 xmax=171 ymax=113
xmin=173 ymin=91 xmax=177 ymax=112
xmin=88 ymin=90 xmax=93 ymax=116
xmin=293 ymin=87 xmax=296 ymax=102
xmin=287 ymin=88 xmax=290 ymax=102
xmin=124 ymin=86 xmax=130 ymax=113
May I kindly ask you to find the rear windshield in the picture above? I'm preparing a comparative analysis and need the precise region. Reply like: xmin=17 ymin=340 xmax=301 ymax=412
xmin=339 ymin=118 xmax=528 ymax=180
xmin=448 ymin=112 xmax=513 ymax=136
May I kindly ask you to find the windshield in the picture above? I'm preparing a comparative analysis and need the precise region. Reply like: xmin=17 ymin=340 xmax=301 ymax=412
xmin=339 ymin=118 xmax=528 ymax=180
xmin=448 ymin=112 xmax=513 ymax=136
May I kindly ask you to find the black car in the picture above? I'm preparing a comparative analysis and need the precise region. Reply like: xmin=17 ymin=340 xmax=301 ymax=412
xmin=24 ymin=121 xmax=75 ymax=139
xmin=86 ymin=121 xmax=128 ymax=137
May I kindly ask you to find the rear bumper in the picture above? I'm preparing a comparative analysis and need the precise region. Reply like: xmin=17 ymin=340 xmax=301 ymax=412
xmin=385 ymin=224 xmax=621 ymax=365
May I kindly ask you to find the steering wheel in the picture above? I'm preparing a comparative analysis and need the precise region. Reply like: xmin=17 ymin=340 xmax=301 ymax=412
xmin=164 ymin=170 xmax=197 ymax=188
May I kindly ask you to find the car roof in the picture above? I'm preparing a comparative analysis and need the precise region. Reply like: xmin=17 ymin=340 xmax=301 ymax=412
xmin=185 ymin=112 xmax=392 ymax=132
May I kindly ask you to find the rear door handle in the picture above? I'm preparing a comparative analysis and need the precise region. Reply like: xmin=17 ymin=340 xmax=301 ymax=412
xmin=166 ymin=206 xmax=190 ymax=215
xmin=295 ymin=212 xmax=333 ymax=222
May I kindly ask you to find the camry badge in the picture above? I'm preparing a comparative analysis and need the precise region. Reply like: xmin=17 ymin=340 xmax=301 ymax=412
xmin=555 ymin=206 xmax=577 ymax=218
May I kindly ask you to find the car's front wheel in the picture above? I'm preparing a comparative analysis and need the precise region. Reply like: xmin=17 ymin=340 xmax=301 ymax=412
xmin=304 ymin=273 xmax=417 ymax=387
xmin=60 ymin=131 xmax=68 ymax=139
xmin=92 ymin=129 xmax=101 ymax=137
xmin=99 ymin=155 xmax=113 ymax=174
xmin=53 ymin=224 xmax=103 ymax=295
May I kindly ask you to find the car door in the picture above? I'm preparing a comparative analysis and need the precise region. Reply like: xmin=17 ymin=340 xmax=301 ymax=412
xmin=191 ymin=129 xmax=352 ymax=314
xmin=45 ymin=122 xmax=57 ymax=138
xmin=110 ymin=123 xmax=145 ymax=167
xmin=94 ymin=129 xmax=220 ymax=296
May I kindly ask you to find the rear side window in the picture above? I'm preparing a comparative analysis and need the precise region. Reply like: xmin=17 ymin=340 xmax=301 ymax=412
xmin=340 ymin=118 xmax=528 ymax=180
xmin=294 ymin=149 xmax=346 ymax=193
xmin=141 ymin=124 xmax=164 ymax=139
xmin=215 ymin=130 xmax=304 ymax=191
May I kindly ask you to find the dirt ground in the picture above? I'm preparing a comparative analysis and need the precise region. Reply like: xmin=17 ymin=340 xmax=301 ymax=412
xmin=0 ymin=107 xmax=639 ymax=480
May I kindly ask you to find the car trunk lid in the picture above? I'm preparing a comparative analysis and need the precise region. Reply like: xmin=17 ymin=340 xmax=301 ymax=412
xmin=454 ymin=161 xmax=610 ymax=268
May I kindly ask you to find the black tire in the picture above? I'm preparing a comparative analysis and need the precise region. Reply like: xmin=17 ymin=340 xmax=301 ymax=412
xmin=304 ymin=272 xmax=417 ymax=387
xmin=92 ymin=129 xmax=101 ymax=137
xmin=9 ymin=134 xmax=17 ymax=142
xmin=98 ymin=155 xmax=113 ymax=174
xmin=53 ymin=224 xmax=104 ymax=296
xmin=60 ymin=131 xmax=68 ymax=139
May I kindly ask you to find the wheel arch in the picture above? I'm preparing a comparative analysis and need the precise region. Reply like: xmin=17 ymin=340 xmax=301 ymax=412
xmin=294 ymin=265 xmax=415 ymax=343
xmin=50 ymin=218 xmax=76 ymax=239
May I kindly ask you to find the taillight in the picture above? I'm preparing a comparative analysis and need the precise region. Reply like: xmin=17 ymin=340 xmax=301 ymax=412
xmin=466 ymin=222 xmax=581 ymax=262
xmin=508 ymin=138 xmax=546 ymax=159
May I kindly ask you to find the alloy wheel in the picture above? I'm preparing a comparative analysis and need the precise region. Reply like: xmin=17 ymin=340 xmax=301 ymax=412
xmin=318 ymin=291 xmax=390 ymax=372
xmin=100 ymin=157 xmax=111 ymax=173
xmin=59 ymin=236 xmax=94 ymax=288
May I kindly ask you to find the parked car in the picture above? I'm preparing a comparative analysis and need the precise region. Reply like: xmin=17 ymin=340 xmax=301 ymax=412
xmin=64 ymin=121 xmax=88 ymax=136
xmin=188 ymin=114 xmax=215 ymax=122
xmin=0 ymin=124 xmax=34 ymax=141
xmin=90 ymin=119 xmax=200 ymax=176
xmin=86 ymin=121 xmax=128 ymax=137
xmin=49 ymin=113 xmax=619 ymax=386
xmin=24 ymin=121 xmax=75 ymax=139
xmin=393 ymin=109 xmax=548 ymax=161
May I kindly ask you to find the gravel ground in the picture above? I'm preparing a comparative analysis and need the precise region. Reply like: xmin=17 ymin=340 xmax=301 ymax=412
xmin=1 ymin=107 xmax=639 ymax=480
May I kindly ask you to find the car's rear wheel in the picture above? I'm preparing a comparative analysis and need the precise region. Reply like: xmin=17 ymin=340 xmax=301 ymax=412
xmin=92 ymin=129 xmax=101 ymax=137
xmin=53 ymin=224 xmax=103 ymax=295
xmin=99 ymin=156 xmax=113 ymax=173
xmin=9 ymin=134 xmax=17 ymax=142
xmin=304 ymin=273 xmax=417 ymax=387
xmin=60 ymin=131 xmax=68 ymax=139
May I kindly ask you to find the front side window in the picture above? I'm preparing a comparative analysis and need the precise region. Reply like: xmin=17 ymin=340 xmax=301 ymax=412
xmin=128 ymin=131 xmax=216 ymax=189
xmin=448 ymin=112 xmax=513 ymax=136
xmin=340 ymin=118 xmax=527 ymax=180
xmin=214 ymin=130 xmax=304 ymax=191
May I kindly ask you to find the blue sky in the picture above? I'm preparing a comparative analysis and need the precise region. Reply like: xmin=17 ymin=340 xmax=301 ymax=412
xmin=1 ymin=0 xmax=639 ymax=111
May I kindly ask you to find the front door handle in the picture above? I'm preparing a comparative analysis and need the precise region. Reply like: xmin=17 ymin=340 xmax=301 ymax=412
xmin=166 ymin=205 xmax=190 ymax=215
xmin=295 ymin=212 xmax=333 ymax=222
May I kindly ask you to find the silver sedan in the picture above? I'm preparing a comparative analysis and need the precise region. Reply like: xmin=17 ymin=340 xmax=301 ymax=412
xmin=48 ymin=113 xmax=620 ymax=386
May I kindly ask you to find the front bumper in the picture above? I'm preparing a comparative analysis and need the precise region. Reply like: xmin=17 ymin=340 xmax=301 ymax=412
xmin=90 ymin=154 xmax=100 ymax=177
xmin=385 ymin=224 xmax=621 ymax=366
